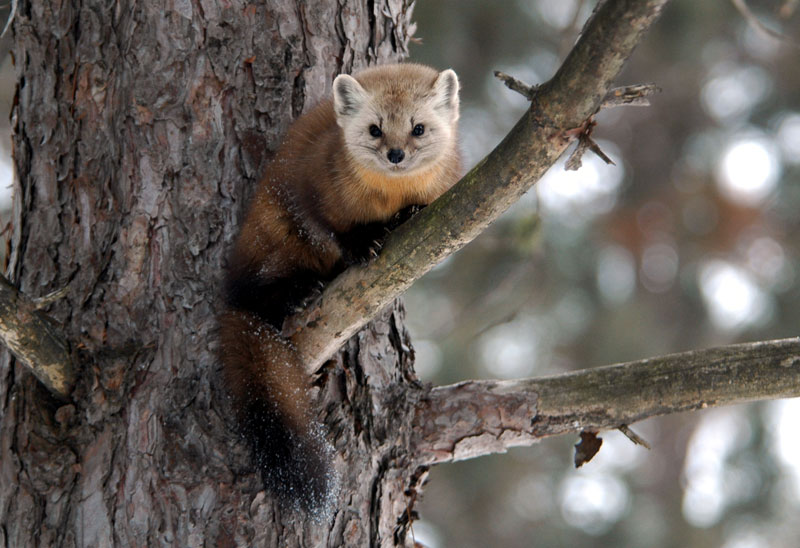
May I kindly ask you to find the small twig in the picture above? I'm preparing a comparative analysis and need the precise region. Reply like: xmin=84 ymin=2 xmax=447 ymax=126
xmin=731 ymin=0 xmax=800 ymax=48
xmin=565 ymin=119 xmax=616 ymax=171
xmin=1 ymin=0 xmax=16 ymax=38
xmin=31 ymin=285 xmax=70 ymax=310
xmin=585 ymin=136 xmax=615 ymax=165
xmin=565 ymin=137 xmax=592 ymax=171
xmin=493 ymin=70 xmax=538 ymax=100
xmin=564 ymin=84 xmax=659 ymax=171
xmin=406 ymin=497 xmax=416 ymax=546
xmin=618 ymin=424 xmax=651 ymax=450
xmin=601 ymin=83 xmax=660 ymax=109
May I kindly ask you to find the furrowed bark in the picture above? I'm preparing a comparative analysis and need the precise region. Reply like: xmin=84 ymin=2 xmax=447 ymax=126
xmin=411 ymin=337 xmax=800 ymax=465
xmin=288 ymin=0 xmax=670 ymax=373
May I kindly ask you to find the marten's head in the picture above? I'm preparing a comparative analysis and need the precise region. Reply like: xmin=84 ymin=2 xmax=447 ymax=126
xmin=333 ymin=63 xmax=459 ymax=176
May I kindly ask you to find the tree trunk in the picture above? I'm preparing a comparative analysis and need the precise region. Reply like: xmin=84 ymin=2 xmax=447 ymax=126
xmin=1 ymin=1 xmax=422 ymax=546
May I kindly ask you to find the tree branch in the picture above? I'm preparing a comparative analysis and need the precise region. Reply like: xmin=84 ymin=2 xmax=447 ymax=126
xmin=411 ymin=337 xmax=800 ymax=465
xmin=286 ymin=0 xmax=670 ymax=372
xmin=0 ymin=276 xmax=74 ymax=398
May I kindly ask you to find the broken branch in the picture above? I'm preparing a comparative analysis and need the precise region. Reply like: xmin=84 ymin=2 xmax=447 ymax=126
xmin=0 ymin=276 xmax=74 ymax=398
xmin=618 ymin=424 xmax=651 ymax=449
xmin=601 ymin=83 xmax=660 ymax=108
xmin=494 ymin=70 xmax=538 ymax=100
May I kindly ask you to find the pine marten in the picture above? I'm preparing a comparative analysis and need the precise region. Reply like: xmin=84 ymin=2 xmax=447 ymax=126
xmin=219 ymin=63 xmax=461 ymax=514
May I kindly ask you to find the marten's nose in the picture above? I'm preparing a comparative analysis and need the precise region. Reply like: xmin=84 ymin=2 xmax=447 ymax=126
xmin=387 ymin=149 xmax=405 ymax=164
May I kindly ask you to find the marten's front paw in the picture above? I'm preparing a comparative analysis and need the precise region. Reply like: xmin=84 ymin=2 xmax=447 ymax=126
xmin=343 ymin=238 xmax=383 ymax=265
xmin=294 ymin=279 xmax=326 ymax=311
xmin=339 ymin=221 xmax=390 ymax=266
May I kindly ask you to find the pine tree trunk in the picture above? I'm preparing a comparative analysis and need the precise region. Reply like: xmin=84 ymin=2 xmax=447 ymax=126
xmin=1 ymin=1 xmax=423 ymax=546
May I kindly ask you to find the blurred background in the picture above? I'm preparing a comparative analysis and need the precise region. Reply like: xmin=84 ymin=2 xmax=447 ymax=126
xmin=0 ymin=1 xmax=12 ymax=232
xmin=0 ymin=1 xmax=798 ymax=546
xmin=406 ymin=1 xmax=800 ymax=547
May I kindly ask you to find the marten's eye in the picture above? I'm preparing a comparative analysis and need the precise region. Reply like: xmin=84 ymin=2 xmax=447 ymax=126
xmin=412 ymin=124 xmax=425 ymax=137
xmin=369 ymin=125 xmax=382 ymax=138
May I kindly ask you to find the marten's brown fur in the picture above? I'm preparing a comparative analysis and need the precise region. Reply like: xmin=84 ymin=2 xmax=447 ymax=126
xmin=220 ymin=63 xmax=460 ymax=513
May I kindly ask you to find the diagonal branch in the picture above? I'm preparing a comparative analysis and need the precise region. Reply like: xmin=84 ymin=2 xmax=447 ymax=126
xmin=287 ymin=0 xmax=670 ymax=372
xmin=0 ymin=276 xmax=74 ymax=398
xmin=411 ymin=337 xmax=800 ymax=465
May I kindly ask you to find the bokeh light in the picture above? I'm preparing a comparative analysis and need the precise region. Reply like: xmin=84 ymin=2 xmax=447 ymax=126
xmin=701 ymin=63 xmax=772 ymax=123
xmin=742 ymin=236 xmax=789 ymax=289
xmin=715 ymin=136 xmax=781 ymax=206
xmin=698 ymin=260 xmax=773 ymax=331
xmin=560 ymin=473 xmax=630 ymax=535
xmin=478 ymin=316 xmax=541 ymax=378
xmin=640 ymin=241 xmax=679 ymax=293
xmin=537 ymin=144 xmax=624 ymax=224
xmin=596 ymin=245 xmax=637 ymax=305
xmin=766 ymin=399 xmax=800 ymax=502
xmin=682 ymin=409 xmax=753 ymax=528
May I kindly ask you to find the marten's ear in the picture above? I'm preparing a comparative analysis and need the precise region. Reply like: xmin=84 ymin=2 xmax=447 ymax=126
xmin=432 ymin=69 xmax=460 ymax=121
xmin=333 ymin=74 xmax=368 ymax=125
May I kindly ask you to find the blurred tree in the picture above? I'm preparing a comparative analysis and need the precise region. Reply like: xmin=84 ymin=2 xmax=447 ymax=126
xmin=410 ymin=1 xmax=800 ymax=547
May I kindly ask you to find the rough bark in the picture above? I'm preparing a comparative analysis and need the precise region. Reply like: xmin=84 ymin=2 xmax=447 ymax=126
xmin=1 ymin=1 xmax=423 ymax=546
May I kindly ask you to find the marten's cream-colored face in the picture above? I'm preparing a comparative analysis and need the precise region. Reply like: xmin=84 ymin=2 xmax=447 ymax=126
xmin=333 ymin=68 xmax=459 ymax=175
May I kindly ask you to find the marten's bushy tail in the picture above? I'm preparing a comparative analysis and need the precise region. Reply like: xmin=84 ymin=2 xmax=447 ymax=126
xmin=219 ymin=309 xmax=337 ymax=514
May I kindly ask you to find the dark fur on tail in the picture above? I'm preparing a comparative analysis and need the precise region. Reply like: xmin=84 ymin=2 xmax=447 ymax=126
xmin=218 ymin=210 xmax=422 ymax=512
xmin=219 ymin=307 xmax=337 ymax=513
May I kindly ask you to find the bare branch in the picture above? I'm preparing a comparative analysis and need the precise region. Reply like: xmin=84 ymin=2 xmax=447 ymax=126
xmin=288 ymin=0 xmax=670 ymax=373
xmin=564 ymin=119 xmax=617 ymax=171
xmin=618 ymin=424 xmax=651 ymax=449
xmin=0 ymin=276 xmax=74 ymax=398
xmin=411 ymin=337 xmax=800 ymax=465
xmin=0 ymin=0 xmax=16 ymax=38
xmin=566 ymin=84 xmax=660 ymax=170
xmin=493 ymin=70 xmax=538 ymax=100
xmin=494 ymin=77 xmax=660 ymax=110
xmin=732 ymin=0 xmax=800 ymax=48
xmin=601 ymin=83 xmax=660 ymax=108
